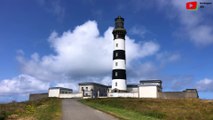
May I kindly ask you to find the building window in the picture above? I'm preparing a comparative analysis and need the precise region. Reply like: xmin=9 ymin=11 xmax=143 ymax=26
xmin=116 ymin=43 xmax=118 ymax=47
xmin=115 ymin=82 xmax=117 ymax=86
xmin=86 ymin=87 xmax=88 ymax=90
xmin=115 ymin=72 xmax=118 ymax=76
xmin=115 ymin=62 xmax=118 ymax=66
xmin=81 ymin=87 xmax=84 ymax=91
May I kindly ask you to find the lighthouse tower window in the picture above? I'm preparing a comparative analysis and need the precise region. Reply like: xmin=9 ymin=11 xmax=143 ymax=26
xmin=115 ymin=52 xmax=118 ymax=57
xmin=115 ymin=82 xmax=117 ymax=86
xmin=116 ymin=43 xmax=118 ymax=47
xmin=115 ymin=62 xmax=118 ymax=66
xmin=116 ymin=34 xmax=119 ymax=38
xmin=115 ymin=72 xmax=118 ymax=76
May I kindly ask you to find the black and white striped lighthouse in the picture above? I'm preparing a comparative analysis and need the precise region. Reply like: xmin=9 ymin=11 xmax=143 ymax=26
xmin=112 ymin=16 xmax=127 ymax=92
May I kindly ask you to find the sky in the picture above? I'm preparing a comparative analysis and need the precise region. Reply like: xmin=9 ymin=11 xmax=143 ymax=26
xmin=0 ymin=0 xmax=213 ymax=102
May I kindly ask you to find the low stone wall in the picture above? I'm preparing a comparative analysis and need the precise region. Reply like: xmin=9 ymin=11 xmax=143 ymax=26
xmin=159 ymin=92 xmax=185 ymax=99
xmin=159 ymin=89 xmax=199 ymax=99
xmin=108 ymin=92 xmax=139 ymax=98
xmin=59 ymin=93 xmax=83 ymax=98
xmin=29 ymin=93 xmax=48 ymax=101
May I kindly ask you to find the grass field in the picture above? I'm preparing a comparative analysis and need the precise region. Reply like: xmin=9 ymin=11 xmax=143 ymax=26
xmin=0 ymin=98 xmax=61 ymax=120
xmin=81 ymin=98 xmax=213 ymax=120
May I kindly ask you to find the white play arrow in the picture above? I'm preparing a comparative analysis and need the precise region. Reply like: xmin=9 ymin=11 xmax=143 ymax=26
xmin=189 ymin=3 xmax=194 ymax=8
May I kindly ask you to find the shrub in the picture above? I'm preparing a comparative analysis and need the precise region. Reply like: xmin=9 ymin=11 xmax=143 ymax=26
xmin=25 ymin=105 xmax=35 ymax=114
xmin=0 ymin=111 xmax=8 ymax=120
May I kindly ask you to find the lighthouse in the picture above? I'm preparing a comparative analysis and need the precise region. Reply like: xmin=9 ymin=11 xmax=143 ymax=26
xmin=112 ymin=16 xmax=127 ymax=92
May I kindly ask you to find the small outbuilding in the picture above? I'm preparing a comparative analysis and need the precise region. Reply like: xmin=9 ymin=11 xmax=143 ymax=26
xmin=139 ymin=80 xmax=162 ymax=98
xmin=48 ymin=87 xmax=73 ymax=98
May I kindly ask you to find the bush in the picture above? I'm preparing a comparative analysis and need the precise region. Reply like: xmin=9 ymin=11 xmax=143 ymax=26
xmin=0 ymin=111 xmax=8 ymax=120
xmin=25 ymin=105 xmax=35 ymax=114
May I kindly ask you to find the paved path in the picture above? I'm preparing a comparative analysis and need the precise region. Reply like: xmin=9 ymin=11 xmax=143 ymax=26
xmin=62 ymin=99 xmax=118 ymax=120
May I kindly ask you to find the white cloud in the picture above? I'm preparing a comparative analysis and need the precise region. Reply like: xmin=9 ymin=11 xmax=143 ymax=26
xmin=149 ymin=0 xmax=213 ymax=46
xmin=129 ymin=26 xmax=148 ymax=38
xmin=137 ymin=62 xmax=158 ymax=76
xmin=169 ymin=75 xmax=194 ymax=90
xmin=55 ymin=82 xmax=78 ymax=91
xmin=0 ymin=74 xmax=49 ymax=95
xmin=188 ymin=25 xmax=213 ymax=46
xmin=196 ymin=78 xmax=213 ymax=92
xmin=156 ymin=52 xmax=181 ymax=65
xmin=18 ymin=20 xmax=160 ymax=82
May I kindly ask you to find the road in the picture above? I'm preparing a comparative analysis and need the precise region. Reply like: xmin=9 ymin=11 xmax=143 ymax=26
xmin=62 ymin=99 xmax=118 ymax=120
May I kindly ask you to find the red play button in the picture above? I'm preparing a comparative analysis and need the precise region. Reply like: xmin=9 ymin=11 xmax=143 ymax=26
xmin=186 ymin=1 xmax=198 ymax=10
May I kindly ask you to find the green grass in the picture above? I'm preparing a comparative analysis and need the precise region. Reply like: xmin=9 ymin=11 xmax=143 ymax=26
xmin=0 ymin=98 xmax=61 ymax=120
xmin=80 ymin=98 xmax=213 ymax=120
xmin=81 ymin=99 xmax=159 ymax=120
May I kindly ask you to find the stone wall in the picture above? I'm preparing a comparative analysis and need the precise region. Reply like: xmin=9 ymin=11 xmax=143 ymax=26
xmin=159 ymin=89 xmax=199 ymax=99
xmin=59 ymin=93 xmax=83 ymax=98
xmin=29 ymin=93 xmax=48 ymax=101
xmin=108 ymin=92 xmax=139 ymax=98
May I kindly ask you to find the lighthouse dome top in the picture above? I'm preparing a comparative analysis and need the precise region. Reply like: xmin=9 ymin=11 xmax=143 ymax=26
xmin=115 ymin=16 xmax=124 ymax=21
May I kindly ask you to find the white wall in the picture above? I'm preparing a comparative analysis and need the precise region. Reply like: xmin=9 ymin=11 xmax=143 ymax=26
xmin=59 ymin=93 xmax=83 ymax=98
xmin=139 ymin=86 xmax=158 ymax=98
xmin=108 ymin=92 xmax=138 ymax=98
xmin=48 ymin=89 xmax=60 ymax=97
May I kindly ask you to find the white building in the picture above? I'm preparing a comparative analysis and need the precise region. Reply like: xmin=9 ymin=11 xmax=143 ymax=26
xmin=79 ymin=82 xmax=108 ymax=98
xmin=139 ymin=80 xmax=162 ymax=98
xmin=47 ymin=80 xmax=198 ymax=99
xmin=48 ymin=87 xmax=74 ymax=98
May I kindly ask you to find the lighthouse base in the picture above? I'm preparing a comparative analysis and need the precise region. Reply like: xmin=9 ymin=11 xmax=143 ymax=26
xmin=112 ymin=79 xmax=127 ymax=92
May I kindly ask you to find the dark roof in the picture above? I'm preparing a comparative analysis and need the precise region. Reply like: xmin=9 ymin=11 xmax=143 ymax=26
xmin=183 ymin=89 xmax=198 ymax=92
xmin=49 ymin=87 xmax=72 ymax=91
xmin=78 ymin=82 xmax=108 ymax=87
xmin=185 ymin=89 xmax=197 ymax=90
xmin=107 ymin=84 xmax=138 ymax=88
xmin=127 ymin=84 xmax=138 ymax=87
xmin=115 ymin=16 xmax=124 ymax=21
xmin=29 ymin=93 xmax=48 ymax=95
xmin=140 ymin=80 xmax=162 ymax=83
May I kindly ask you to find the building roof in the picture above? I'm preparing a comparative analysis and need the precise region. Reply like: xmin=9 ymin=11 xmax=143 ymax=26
xmin=140 ymin=80 xmax=162 ymax=83
xmin=107 ymin=84 xmax=138 ymax=88
xmin=183 ymin=89 xmax=198 ymax=92
xmin=78 ymin=82 xmax=108 ymax=87
xmin=127 ymin=84 xmax=138 ymax=87
xmin=49 ymin=87 xmax=72 ymax=91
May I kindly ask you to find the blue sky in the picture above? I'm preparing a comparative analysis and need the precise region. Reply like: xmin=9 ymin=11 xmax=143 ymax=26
xmin=0 ymin=0 xmax=213 ymax=102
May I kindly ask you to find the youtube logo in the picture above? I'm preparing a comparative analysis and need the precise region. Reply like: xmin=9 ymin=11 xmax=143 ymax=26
xmin=186 ymin=1 xmax=198 ymax=10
